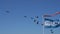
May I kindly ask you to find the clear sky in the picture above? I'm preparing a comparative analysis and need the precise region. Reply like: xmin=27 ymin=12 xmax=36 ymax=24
xmin=0 ymin=0 xmax=60 ymax=34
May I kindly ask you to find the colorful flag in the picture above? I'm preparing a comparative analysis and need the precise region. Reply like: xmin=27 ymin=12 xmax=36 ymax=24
xmin=56 ymin=12 xmax=60 ymax=14
xmin=51 ymin=12 xmax=60 ymax=16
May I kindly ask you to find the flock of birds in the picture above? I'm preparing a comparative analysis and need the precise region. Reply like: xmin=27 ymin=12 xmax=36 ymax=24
xmin=24 ymin=16 xmax=40 ymax=24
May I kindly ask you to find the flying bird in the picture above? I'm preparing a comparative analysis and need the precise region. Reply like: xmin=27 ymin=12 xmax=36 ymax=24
xmin=5 ymin=11 xmax=10 ymax=13
xmin=24 ymin=16 xmax=27 ymax=18
xmin=50 ymin=29 xmax=54 ymax=34
xmin=30 ymin=17 xmax=34 ymax=20
xmin=36 ymin=21 xmax=39 ymax=24
xmin=35 ymin=16 xmax=39 ymax=18
xmin=34 ymin=19 xmax=36 ymax=22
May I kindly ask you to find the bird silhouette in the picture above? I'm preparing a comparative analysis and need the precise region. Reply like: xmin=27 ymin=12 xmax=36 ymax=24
xmin=24 ymin=16 xmax=27 ymax=18
xmin=34 ymin=19 xmax=36 ymax=22
xmin=5 ymin=11 xmax=10 ymax=13
xmin=35 ymin=16 xmax=39 ymax=18
xmin=36 ymin=21 xmax=39 ymax=24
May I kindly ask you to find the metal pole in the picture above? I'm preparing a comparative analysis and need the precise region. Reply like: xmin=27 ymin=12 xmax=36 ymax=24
xmin=43 ymin=24 xmax=44 ymax=34
xmin=42 ymin=16 xmax=45 ymax=34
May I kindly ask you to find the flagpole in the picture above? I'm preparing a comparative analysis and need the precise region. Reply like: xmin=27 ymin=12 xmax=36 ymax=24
xmin=42 ymin=16 xmax=45 ymax=34
xmin=43 ymin=24 xmax=44 ymax=34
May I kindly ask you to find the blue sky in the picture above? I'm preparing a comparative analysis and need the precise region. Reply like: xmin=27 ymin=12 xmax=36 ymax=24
xmin=0 ymin=0 xmax=60 ymax=34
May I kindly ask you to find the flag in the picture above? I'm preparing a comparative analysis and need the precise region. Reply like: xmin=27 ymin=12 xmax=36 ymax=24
xmin=44 ymin=18 xmax=54 ymax=22
xmin=44 ymin=18 xmax=60 ymax=28
xmin=56 ymin=12 xmax=60 ymax=14
xmin=43 ymin=14 xmax=52 ymax=17
xmin=51 ymin=12 xmax=60 ymax=16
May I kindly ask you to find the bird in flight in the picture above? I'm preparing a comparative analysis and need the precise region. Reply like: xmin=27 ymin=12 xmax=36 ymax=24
xmin=5 ymin=11 xmax=10 ymax=13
